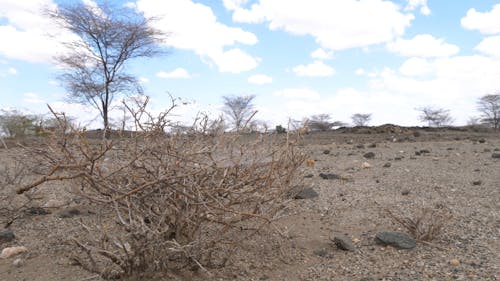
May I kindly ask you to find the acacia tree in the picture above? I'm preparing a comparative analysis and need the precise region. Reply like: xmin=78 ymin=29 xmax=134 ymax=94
xmin=49 ymin=2 xmax=165 ymax=131
xmin=417 ymin=106 xmax=453 ymax=127
xmin=477 ymin=93 xmax=500 ymax=130
xmin=351 ymin=113 xmax=372 ymax=126
xmin=222 ymin=95 xmax=256 ymax=131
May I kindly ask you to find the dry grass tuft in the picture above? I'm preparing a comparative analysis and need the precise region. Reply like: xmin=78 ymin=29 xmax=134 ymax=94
xmin=385 ymin=207 xmax=452 ymax=242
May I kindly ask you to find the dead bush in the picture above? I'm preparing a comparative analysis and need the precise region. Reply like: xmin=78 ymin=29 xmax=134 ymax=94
xmin=18 ymin=99 xmax=305 ymax=279
xmin=385 ymin=207 xmax=452 ymax=242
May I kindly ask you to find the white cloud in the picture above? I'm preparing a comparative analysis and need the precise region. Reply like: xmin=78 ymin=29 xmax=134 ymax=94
xmin=399 ymin=57 xmax=433 ymax=76
xmin=0 ymin=0 xmax=76 ymax=63
xmin=231 ymin=0 xmax=413 ymax=51
xmin=23 ymin=92 xmax=45 ymax=104
xmin=273 ymin=88 xmax=321 ymax=100
xmin=248 ymin=74 xmax=272 ymax=85
xmin=156 ymin=68 xmax=192 ymax=79
xmin=475 ymin=35 xmax=500 ymax=57
xmin=292 ymin=60 xmax=335 ymax=77
xmin=387 ymin=34 xmax=459 ymax=58
xmin=368 ymin=54 xmax=500 ymax=125
xmin=355 ymin=68 xmax=365 ymax=75
xmin=405 ymin=0 xmax=431 ymax=16
xmin=222 ymin=0 xmax=249 ymax=10
xmin=210 ymin=48 xmax=259 ymax=73
xmin=139 ymin=77 xmax=150 ymax=83
xmin=311 ymin=48 xmax=333 ymax=60
xmin=461 ymin=4 xmax=500 ymax=34
xmin=136 ymin=0 xmax=259 ymax=73
xmin=7 ymin=67 xmax=17 ymax=75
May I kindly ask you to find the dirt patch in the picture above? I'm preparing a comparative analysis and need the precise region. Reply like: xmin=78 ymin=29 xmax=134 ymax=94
xmin=1 ymin=129 xmax=499 ymax=280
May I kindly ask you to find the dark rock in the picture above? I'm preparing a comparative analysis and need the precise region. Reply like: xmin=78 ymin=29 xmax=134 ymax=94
xmin=492 ymin=153 xmax=500 ymax=159
xmin=367 ymin=143 xmax=377 ymax=148
xmin=483 ymin=148 xmax=491 ymax=153
xmin=415 ymin=151 xmax=421 ymax=156
xmin=331 ymin=233 xmax=355 ymax=252
xmin=383 ymin=162 xmax=391 ymax=168
xmin=401 ymin=190 xmax=410 ymax=195
xmin=356 ymin=144 xmax=365 ymax=149
xmin=25 ymin=207 xmax=50 ymax=216
xmin=294 ymin=188 xmax=319 ymax=199
xmin=313 ymin=248 xmax=329 ymax=257
xmin=375 ymin=231 xmax=416 ymax=249
xmin=0 ymin=230 xmax=15 ymax=243
xmin=304 ymin=174 xmax=314 ymax=178
xmin=420 ymin=149 xmax=431 ymax=154
xmin=413 ymin=131 xmax=421 ymax=137
xmin=259 ymin=275 xmax=270 ymax=280
xmin=478 ymin=139 xmax=486 ymax=143
xmin=494 ymin=148 xmax=500 ymax=151
xmin=58 ymin=207 xmax=94 ymax=218
xmin=447 ymin=147 xmax=454 ymax=151
xmin=363 ymin=152 xmax=375 ymax=159
xmin=323 ymin=149 xmax=331 ymax=154
xmin=472 ymin=180 xmax=482 ymax=186
xmin=319 ymin=173 xmax=340 ymax=180
xmin=394 ymin=157 xmax=402 ymax=161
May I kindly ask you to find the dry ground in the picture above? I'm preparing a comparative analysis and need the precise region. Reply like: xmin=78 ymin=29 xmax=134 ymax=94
xmin=1 ymin=128 xmax=499 ymax=281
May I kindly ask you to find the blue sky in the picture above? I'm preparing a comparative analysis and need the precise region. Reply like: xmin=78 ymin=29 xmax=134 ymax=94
xmin=1 ymin=0 xmax=500 ymax=128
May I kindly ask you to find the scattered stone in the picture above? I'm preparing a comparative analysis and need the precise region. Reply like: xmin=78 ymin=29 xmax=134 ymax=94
xmin=12 ymin=258 xmax=23 ymax=267
xmin=415 ymin=151 xmax=421 ymax=156
xmin=472 ymin=180 xmax=482 ymax=186
xmin=304 ymin=174 xmax=314 ymax=178
xmin=375 ymin=231 xmax=416 ymax=249
xmin=492 ymin=153 xmax=500 ymax=159
xmin=449 ymin=259 xmax=460 ymax=266
xmin=361 ymin=162 xmax=372 ymax=169
xmin=313 ymin=248 xmax=329 ymax=257
xmin=363 ymin=152 xmax=375 ymax=159
xmin=319 ymin=173 xmax=340 ymax=180
xmin=43 ymin=199 xmax=67 ymax=208
xmin=483 ymin=148 xmax=491 ymax=153
xmin=58 ymin=207 xmax=94 ymax=218
xmin=447 ymin=147 xmax=454 ymax=151
xmin=495 ymin=148 xmax=500 ymax=151
xmin=401 ymin=190 xmax=410 ymax=196
xmin=0 ymin=230 xmax=15 ymax=244
xmin=323 ymin=149 xmax=331 ymax=155
xmin=383 ymin=162 xmax=392 ymax=168
xmin=394 ymin=157 xmax=403 ymax=161
xmin=25 ymin=207 xmax=50 ymax=216
xmin=420 ymin=149 xmax=431 ymax=154
xmin=367 ymin=143 xmax=377 ymax=148
xmin=356 ymin=144 xmax=365 ymax=149
xmin=331 ymin=233 xmax=355 ymax=252
xmin=478 ymin=139 xmax=486 ymax=143
xmin=1 ymin=246 xmax=28 ymax=259
xmin=294 ymin=188 xmax=319 ymax=199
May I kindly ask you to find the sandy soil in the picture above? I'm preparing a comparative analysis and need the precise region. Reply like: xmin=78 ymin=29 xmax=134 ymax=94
xmin=0 ymin=128 xmax=499 ymax=281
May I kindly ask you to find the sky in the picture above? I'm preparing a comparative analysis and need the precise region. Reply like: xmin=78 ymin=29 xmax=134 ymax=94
xmin=1 ymin=0 xmax=500 ymax=129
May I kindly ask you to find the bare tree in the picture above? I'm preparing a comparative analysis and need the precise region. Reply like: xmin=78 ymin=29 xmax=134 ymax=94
xmin=351 ymin=113 xmax=372 ymax=126
xmin=48 ymin=2 xmax=165 ymax=131
xmin=477 ymin=93 xmax=500 ymax=130
xmin=417 ymin=106 xmax=453 ymax=127
xmin=222 ymin=95 xmax=256 ymax=131
xmin=307 ymin=114 xmax=332 ymax=131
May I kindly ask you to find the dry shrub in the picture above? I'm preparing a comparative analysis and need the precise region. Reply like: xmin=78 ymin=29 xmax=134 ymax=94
xmin=18 ymin=99 xmax=305 ymax=279
xmin=385 ymin=207 xmax=452 ymax=242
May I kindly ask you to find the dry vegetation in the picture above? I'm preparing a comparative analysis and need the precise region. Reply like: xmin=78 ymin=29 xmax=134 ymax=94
xmin=11 ymin=100 xmax=305 ymax=279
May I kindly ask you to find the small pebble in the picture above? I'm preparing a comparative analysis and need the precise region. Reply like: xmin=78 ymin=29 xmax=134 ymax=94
xmin=449 ymin=259 xmax=460 ymax=266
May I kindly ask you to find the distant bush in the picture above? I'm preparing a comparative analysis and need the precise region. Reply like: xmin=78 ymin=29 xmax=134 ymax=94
xmin=0 ymin=109 xmax=38 ymax=138
xmin=275 ymin=124 xmax=287 ymax=134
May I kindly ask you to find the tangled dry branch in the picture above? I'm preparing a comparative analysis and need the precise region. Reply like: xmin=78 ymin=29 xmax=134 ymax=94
xmin=18 ymin=99 xmax=306 ymax=278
